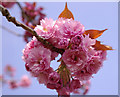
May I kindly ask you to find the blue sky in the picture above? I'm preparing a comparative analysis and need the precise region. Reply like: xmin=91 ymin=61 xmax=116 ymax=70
xmin=1 ymin=2 xmax=118 ymax=95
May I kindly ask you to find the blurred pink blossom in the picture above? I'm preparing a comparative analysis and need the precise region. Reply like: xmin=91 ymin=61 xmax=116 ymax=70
xmin=19 ymin=75 xmax=31 ymax=87
xmin=4 ymin=64 xmax=16 ymax=77
xmin=8 ymin=80 xmax=18 ymax=89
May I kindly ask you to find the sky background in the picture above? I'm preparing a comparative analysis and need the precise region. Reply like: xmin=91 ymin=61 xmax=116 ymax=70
xmin=0 ymin=2 xmax=118 ymax=95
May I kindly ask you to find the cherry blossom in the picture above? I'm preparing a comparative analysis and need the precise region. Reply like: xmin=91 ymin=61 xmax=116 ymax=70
xmin=19 ymin=75 xmax=31 ymax=87
xmin=22 ymin=18 xmax=107 ymax=96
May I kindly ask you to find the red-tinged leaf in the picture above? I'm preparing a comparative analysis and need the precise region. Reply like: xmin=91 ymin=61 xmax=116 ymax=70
xmin=33 ymin=2 xmax=36 ymax=7
xmin=58 ymin=2 xmax=74 ymax=20
xmin=93 ymin=40 xmax=113 ymax=51
xmin=84 ymin=29 xmax=108 ymax=39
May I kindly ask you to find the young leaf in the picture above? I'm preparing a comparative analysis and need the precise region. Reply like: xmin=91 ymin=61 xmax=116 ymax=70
xmin=84 ymin=29 xmax=107 ymax=39
xmin=33 ymin=2 xmax=36 ymax=7
xmin=93 ymin=40 xmax=113 ymax=51
xmin=58 ymin=2 xmax=74 ymax=20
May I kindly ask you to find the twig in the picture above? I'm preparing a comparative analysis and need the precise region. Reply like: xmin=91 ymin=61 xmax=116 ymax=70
xmin=0 ymin=25 xmax=23 ymax=37
xmin=0 ymin=5 xmax=65 ymax=54
xmin=16 ymin=2 xmax=23 ymax=10
xmin=16 ymin=2 xmax=33 ymax=22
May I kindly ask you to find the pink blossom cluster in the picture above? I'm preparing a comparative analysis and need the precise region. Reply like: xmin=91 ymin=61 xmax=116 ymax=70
xmin=22 ymin=2 xmax=45 ymax=25
xmin=8 ymin=75 xmax=31 ymax=89
xmin=22 ymin=18 xmax=107 ymax=95
xmin=0 ymin=2 xmax=46 ymax=43
xmin=1 ymin=65 xmax=31 ymax=89
xmin=22 ymin=2 xmax=46 ymax=43
xmin=4 ymin=64 xmax=16 ymax=77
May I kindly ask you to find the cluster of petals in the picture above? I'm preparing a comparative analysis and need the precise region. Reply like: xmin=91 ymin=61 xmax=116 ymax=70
xmin=2 ymin=65 xmax=31 ymax=89
xmin=22 ymin=18 xmax=107 ymax=95
xmin=4 ymin=64 xmax=16 ymax=77
xmin=22 ymin=2 xmax=46 ymax=43
xmin=7 ymin=75 xmax=31 ymax=89
xmin=22 ymin=2 xmax=46 ymax=25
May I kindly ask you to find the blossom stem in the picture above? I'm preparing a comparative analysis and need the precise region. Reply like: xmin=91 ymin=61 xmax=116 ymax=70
xmin=16 ymin=2 xmax=33 ymax=22
xmin=16 ymin=2 xmax=23 ymax=10
xmin=0 ymin=5 xmax=65 ymax=54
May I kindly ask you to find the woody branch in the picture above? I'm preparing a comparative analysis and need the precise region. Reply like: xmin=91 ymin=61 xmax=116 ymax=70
xmin=0 ymin=5 xmax=65 ymax=54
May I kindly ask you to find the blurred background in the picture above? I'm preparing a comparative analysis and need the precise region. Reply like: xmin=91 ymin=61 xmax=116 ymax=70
xmin=0 ymin=2 xmax=118 ymax=95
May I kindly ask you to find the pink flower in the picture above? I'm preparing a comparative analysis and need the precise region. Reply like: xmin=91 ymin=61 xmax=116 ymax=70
xmin=22 ymin=2 xmax=46 ymax=43
xmin=95 ymin=51 xmax=107 ymax=61
xmin=56 ymin=38 xmax=70 ymax=49
xmin=51 ymin=51 xmax=58 ymax=60
xmin=85 ymin=50 xmax=107 ymax=74
xmin=8 ymin=80 xmax=18 ymax=89
xmin=47 ymin=72 xmax=62 ymax=90
xmin=83 ymin=86 xmax=89 ymax=95
xmin=22 ymin=37 xmax=51 ymax=76
xmin=47 ymin=83 xmax=57 ymax=89
xmin=19 ymin=75 xmax=31 ymax=87
xmin=22 ymin=17 xmax=107 ymax=95
xmin=22 ymin=2 xmax=46 ymax=25
xmin=82 ymin=80 xmax=91 ymax=95
xmin=53 ymin=18 xmax=84 ymax=49
xmin=70 ymin=35 xmax=84 ymax=49
xmin=62 ymin=49 xmax=87 ymax=72
xmin=4 ymin=64 xmax=16 ymax=77
xmin=34 ymin=18 xmax=85 ymax=49
xmin=54 ymin=18 xmax=85 ymax=39
xmin=57 ymin=87 xmax=70 ymax=96
xmin=37 ymin=72 xmax=48 ymax=85
xmin=82 ymin=35 xmax=96 ymax=48
xmin=72 ymin=67 xmax=92 ymax=81
xmin=72 ymin=80 xmax=91 ymax=95
xmin=70 ymin=78 xmax=82 ymax=92
xmin=48 ymin=72 xmax=60 ymax=84
xmin=34 ymin=18 xmax=55 ymax=39
xmin=47 ymin=80 xmax=62 ymax=90
xmin=37 ymin=67 xmax=54 ymax=85
xmin=1 ymin=0 xmax=16 ymax=8
xmin=86 ymin=56 xmax=103 ymax=74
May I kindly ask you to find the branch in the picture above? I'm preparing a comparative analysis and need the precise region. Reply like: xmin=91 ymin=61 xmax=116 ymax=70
xmin=16 ymin=2 xmax=34 ymax=23
xmin=0 ymin=5 xmax=65 ymax=54
xmin=16 ymin=2 xmax=23 ymax=10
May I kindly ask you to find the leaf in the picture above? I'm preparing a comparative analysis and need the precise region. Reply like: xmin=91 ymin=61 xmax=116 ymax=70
xmin=58 ymin=2 xmax=74 ymax=20
xmin=33 ymin=2 xmax=36 ymax=7
xmin=93 ymin=40 xmax=113 ymax=51
xmin=84 ymin=29 xmax=108 ymax=39
xmin=57 ymin=62 xmax=70 ymax=87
